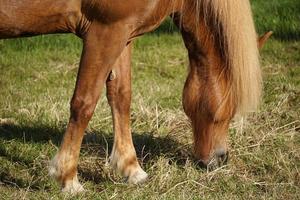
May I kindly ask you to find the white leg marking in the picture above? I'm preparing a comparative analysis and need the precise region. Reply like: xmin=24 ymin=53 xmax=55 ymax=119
xmin=49 ymin=153 xmax=62 ymax=180
xmin=110 ymin=145 xmax=148 ymax=184
xmin=49 ymin=152 xmax=84 ymax=193
xmin=62 ymin=174 xmax=84 ymax=194
xmin=127 ymin=166 xmax=148 ymax=184
xmin=49 ymin=151 xmax=75 ymax=179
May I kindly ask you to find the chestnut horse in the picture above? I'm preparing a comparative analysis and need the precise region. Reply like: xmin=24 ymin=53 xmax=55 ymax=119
xmin=0 ymin=0 xmax=270 ymax=193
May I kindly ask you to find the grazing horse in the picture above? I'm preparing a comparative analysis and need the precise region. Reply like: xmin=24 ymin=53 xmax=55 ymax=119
xmin=0 ymin=0 xmax=269 ymax=193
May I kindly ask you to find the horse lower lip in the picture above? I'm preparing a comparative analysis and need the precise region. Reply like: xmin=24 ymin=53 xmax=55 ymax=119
xmin=195 ymin=152 xmax=229 ymax=171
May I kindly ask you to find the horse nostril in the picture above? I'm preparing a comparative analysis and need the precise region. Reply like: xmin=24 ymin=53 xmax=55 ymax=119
xmin=195 ymin=160 xmax=209 ymax=169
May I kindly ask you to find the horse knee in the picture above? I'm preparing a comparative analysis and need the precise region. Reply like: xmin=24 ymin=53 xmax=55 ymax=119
xmin=70 ymin=96 xmax=95 ymax=122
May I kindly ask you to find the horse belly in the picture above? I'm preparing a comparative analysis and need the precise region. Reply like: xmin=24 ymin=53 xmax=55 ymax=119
xmin=0 ymin=0 xmax=82 ymax=38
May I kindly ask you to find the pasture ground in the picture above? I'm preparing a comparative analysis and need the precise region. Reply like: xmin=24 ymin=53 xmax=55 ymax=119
xmin=0 ymin=0 xmax=299 ymax=199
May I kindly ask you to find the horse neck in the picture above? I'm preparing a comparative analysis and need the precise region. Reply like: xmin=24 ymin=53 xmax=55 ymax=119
xmin=174 ymin=1 xmax=236 ymax=121
xmin=175 ymin=2 xmax=226 ymax=78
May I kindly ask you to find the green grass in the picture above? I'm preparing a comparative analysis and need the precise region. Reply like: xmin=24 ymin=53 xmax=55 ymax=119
xmin=0 ymin=1 xmax=299 ymax=199
xmin=252 ymin=0 xmax=300 ymax=40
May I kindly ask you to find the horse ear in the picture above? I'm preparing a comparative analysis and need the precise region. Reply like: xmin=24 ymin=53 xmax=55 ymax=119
xmin=258 ymin=31 xmax=273 ymax=49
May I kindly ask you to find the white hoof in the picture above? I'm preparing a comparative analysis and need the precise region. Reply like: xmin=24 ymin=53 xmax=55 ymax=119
xmin=127 ymin=167 xmax=148 ymax=184
xmin=62 ymin=175 xmax=84 ymax=194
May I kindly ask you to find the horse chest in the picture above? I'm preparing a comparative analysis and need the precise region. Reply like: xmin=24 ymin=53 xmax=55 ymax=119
xmin=82 ymin=0 xmax=172 ymax=39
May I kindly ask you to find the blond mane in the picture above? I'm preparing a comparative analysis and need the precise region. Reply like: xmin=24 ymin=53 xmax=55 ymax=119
xmin=202 ymin=0 xmax=262 ymax=115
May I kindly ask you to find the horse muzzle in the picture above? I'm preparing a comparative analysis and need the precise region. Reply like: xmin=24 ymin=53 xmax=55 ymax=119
xmin=196 ymin=149 xmax=229 ymax=171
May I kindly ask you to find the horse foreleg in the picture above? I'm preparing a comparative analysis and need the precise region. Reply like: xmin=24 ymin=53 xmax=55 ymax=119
xmin=106 ymin=43 xmax=148 ymax=184
xmin=49 ymin=22 xmax=129 ymax=193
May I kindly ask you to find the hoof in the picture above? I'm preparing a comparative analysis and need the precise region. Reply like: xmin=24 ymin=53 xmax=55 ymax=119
xmin=127 ymin=167 xmax=148 ymax=184
xmin=62 ymin=175 xmax=84 ymax=194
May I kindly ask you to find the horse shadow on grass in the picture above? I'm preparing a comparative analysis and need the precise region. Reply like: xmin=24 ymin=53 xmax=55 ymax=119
xmin=0 ymin=122 xmax=195 ymax=190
